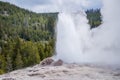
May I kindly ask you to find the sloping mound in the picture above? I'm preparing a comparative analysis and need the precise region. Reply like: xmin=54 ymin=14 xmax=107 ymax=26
xmin=0 ymin=64 xmax=120 ymax=80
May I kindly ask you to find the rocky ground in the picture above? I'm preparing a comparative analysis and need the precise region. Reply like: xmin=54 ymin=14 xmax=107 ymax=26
xmin=0 ymin=63 xmax=120 ymax=80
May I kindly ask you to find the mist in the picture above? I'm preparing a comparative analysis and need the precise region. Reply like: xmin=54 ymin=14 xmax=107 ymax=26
xmin=55 ymin=0 xmax=120 ymax=66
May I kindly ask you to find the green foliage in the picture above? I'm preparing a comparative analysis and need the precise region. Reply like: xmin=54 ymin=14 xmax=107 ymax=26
xmin=14 ymin=50 xmax=23 ymax=69
xmin=0 ymin=1 xmax=57 ymax=74
xmin=0 ymin=55 xmax=6 ymax=74
xmin=0 ymin=69 xmax=4 ymax=74
xmin=6 ymin=54 xmax=13 ymax=72
xmin=86 ymin=9 xmax=102 ymax=29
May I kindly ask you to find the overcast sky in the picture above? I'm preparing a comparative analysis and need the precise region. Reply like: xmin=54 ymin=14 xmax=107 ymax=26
xmin=0 ymin=0 xmax=102 ymax=13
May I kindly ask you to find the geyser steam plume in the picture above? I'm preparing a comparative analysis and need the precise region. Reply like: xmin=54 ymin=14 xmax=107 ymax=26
xmin=55 ymin=0 xmax=120 ymax=66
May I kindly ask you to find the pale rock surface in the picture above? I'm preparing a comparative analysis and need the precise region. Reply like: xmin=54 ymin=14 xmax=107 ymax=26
xmin=0 ymin=64 xmax=120 ymax=80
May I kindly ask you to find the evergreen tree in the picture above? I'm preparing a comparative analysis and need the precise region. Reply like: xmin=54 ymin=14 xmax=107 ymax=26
xmin=6 ymin=54 xmax=13 ymax=72
xmin=0 ymin=55 xmax=6 ymax=74
xmin=14 ymin=50 xmax=23 ymax=69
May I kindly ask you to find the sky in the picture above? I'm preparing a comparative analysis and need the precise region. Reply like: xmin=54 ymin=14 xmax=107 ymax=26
xmin=0 ymin=0 xmax=102 ymax=13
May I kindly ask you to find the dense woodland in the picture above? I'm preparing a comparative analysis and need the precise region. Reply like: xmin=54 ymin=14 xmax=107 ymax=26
xmin=0 ymin=1 xmax=101 ymax=74
xmin=86 ymin=9 xmax=102 ymax=29
xmin=0 ymin=1 xmax=58 ymax=74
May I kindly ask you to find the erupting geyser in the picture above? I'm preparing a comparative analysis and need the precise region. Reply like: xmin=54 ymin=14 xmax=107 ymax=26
xmin=56 ymin=11 xmax=91 ymax=63
xmin=55 ymin=0 xmax=120 ymax=66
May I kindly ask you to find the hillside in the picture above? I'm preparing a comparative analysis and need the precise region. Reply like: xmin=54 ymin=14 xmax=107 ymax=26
xmin=0 ymin=1 xmax=58 ymax=74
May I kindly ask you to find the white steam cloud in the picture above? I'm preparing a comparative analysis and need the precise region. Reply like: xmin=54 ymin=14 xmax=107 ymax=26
xmin=55 ymin=0 xmax=120 ymax=67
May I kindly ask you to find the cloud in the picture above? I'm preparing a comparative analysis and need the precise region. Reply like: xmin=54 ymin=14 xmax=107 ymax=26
xmin=0 ymin=0 xmax=102 ymax=13
xmin=32 ymin=5 xmax=59 ymax=13
xmin=31 ymin=0 xmax=102 ymax=13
